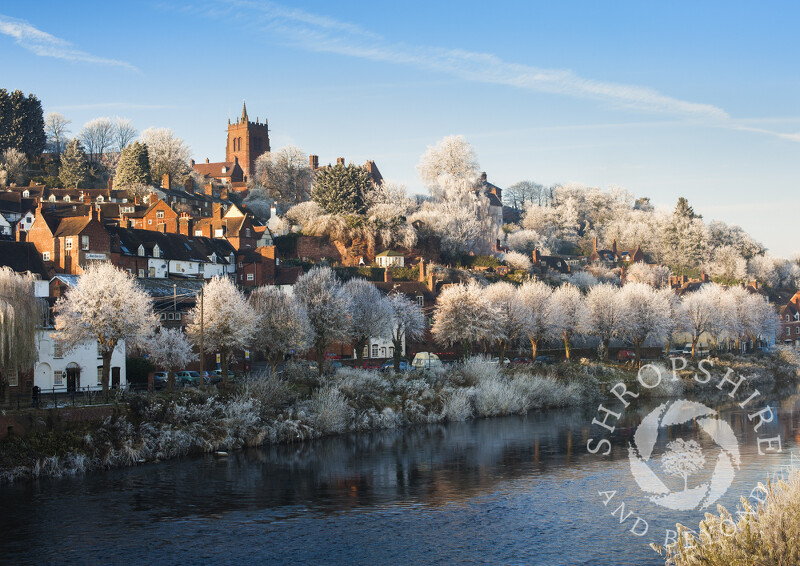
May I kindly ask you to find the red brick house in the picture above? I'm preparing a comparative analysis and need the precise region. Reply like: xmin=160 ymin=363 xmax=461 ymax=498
xmin=778 ymin=291 xmax=800 ymax=348
xmin=192 ymin=204 xmax=258 ymax=251
xmin=26 ymin=203 xmax=111 ymax=275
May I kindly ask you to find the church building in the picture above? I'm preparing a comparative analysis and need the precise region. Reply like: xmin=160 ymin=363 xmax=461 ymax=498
xmin=226 ymin=101 xmax=270 ymax=180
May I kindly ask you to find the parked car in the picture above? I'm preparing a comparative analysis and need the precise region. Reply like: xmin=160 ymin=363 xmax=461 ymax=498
xmin=411 ymin=352 xmax=443 ymax=370
xmin=153 ymin=371 xmax=168 ymax=389
xmin=380 ymin=359 xmax=411 ymax=372
xmin=488 ymin=357 xmax=511 ymax=365
xmin=533 ymin=355 xmax=557 ymax=365
xmin=361 ymin=361 xmax=382 ymax=370
xmin=511 ymin=357 xmax=532 ymax=365
xmin=176 ymin=370 xmax=202 ymax=386
xmin=617 ymin=350 xmax=636 ymax=362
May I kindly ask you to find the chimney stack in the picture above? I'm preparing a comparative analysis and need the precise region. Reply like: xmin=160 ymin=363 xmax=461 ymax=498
xmin=612 ymin=239 xmax=618 ymax=255
xmin=205 ymin=183 xmax=214 ymax=196
xmin=336 ymin=157 xmax=345 ymax=166
xmin=179 ymin=214 xmax=192 ymax=237
xmin=701 ymin=271 xmax=709 ymax=283
xmin=161 ymin=173 xmax=171 ymax=190
xmin=213 ymin=203 xmax=223 ymax=219
xmin=309 ymin=155 xmax=319 ymax=170
xmin=206 ymin=158 xmax=210 ymax=164
xmin=532 ymin=249 xmax=541 ymax=264
xmin=184 ymin=177 xmax=194 ymax=194
xmin=418 ymin=259 xmax=426 ymax=282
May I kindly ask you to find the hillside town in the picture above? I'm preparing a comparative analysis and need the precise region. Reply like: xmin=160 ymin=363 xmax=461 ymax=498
xmin=0 ymin=92 xmax=797 ymax=402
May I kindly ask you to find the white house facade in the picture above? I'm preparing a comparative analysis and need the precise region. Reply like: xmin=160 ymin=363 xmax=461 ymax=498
xmin=35 ymin=330 xmax=127 ymax=392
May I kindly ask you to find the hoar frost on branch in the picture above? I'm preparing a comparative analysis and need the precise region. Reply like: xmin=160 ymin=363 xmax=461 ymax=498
xmin=617 ymin=282 xmax=672 ymax=364
xmin=250 ymin=285 xmax=311 ymax=374
xmin=388 ymin=292 xmax=426 ymax=372
xmin=146 ymin=327 xmax=196 ymax=391
xmin=186 ymin=276 xmax=257 ymax=382
xmin=547 ymin=283 xmax=588 ymax=360
xmin=484 ymin=282 xmax=527 ymax=364
xmin=293 ymin=267 xmax=351 ymax=377
xmin=53 ymin=263 xmax=158 ymax=393
xmin=518 ymin=280 xmax=552 ymax=360
xmin=0 ymin=268 xmax=44 ymax=400
xmin=431 ymin=282 xmax=499 ymax=357
xmin=343 ymin=278 xmax=393 ymax=364
xmin=585 ymin=283 xmax=624 ymax=360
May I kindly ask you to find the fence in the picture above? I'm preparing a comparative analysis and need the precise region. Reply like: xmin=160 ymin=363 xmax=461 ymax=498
xmin=13 ymin=384 xmax=149 ymax=411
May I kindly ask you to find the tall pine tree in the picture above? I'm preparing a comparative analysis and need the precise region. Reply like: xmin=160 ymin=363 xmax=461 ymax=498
xmin=113 ymin=141 xmax=152 ymax=188
xmin=0 ymin=89 xmax=45 ymax=156
xmin=59 ymin=139 xmax=89 ymax=188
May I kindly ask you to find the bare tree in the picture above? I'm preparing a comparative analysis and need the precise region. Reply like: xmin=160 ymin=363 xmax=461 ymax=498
xmin=250 ymin=285 xmax=311 ymax=374
xmin=0 ymin=148 xmax=27 ymax=186
xmin=44 ymin=112 xmax=71 ymax=156
xmin=504 ymin=180 xmax=545 ymax=209
xmin=388 ymin=293 xmax=425 ymax=371
xmin=78 ymin=117 xmax=114 ymax=165
xmin=252 ymin=145 xmax=313 ymax=206
xmin=147 ymin=327 xmax=196 ymax=391
xmin=113 ymin=117 xmax=138 ymax=152
xmin=343 ymin=278 xmax=393 ymax=365
xmin=141 ymin=127 xmax=192 ymax=185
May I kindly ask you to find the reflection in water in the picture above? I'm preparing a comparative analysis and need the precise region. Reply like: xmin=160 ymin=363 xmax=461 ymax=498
xmin=1 ymin=389 xmax=799 ymax=565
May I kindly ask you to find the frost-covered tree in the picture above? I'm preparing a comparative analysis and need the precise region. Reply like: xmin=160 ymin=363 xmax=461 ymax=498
xmin=548 ymin=283 xmax=588 ymax=360
xmin=311 ymin=162 xmax=372 ymax=215
xmin=625 ymin=262 xmax=671 ymax=288
xmin=293 ymin=267 xmax=352 ymax=376
xmin=59 ymin=139 xmax=89 ymax=188
xmin=410 ymin=194 xmax=489 ymax=257
xmin=502 ymin=251 xmax=533 ymax=271
xmin=518 ymin=280 xmax=552 ymax=360
xmin=242 ymin=186 xmax=272 ymax=221
xmin=703 ymin=285 xmax=733 ymax=354
xmin=388 ymin=292 xmax=425 ymax=371
xmin=660 ymin=287 xmax=685 ymax=356
xmin=505 ymin=228 xmax=551 ymax=255
xmin=748 ymin=255 xmax=800 ymax=289
xmin=113 ymin=117 xmax=137 ymax=152
xmin=250 ymin=285 xmax=311 ymax=374
xmin=663 ymin=198 xmax=709 ymax=271
xmin=53 ymin=263 xmax=158 ymax=393
xmin=568 ymin=270 xmax=599 ymax=291
xmin=432 ymin=282 xmax=498 ymax=358
xmin=0 ymin=268 xmax=44 ymax=401
xmin=742 ymin=293 xmax=777 ymax=349
xmin=585 ymin=283 xmax=624 ymax=360
xmin=618 ymin=282 xmax=672 ymax=365
xmin=708 ymin=220 xmax=764 ymax=260
xmin=147 ymin=327 xmax=196 ymax=391
xmin=681 ymin=284 xmax=719 ymax=358
xmin=521 ymin=202 xmax=580 ymax=248
xmin=485 ymin=282 xmax=527 ymax=363
xmin=141 ymin=127 xmax=191 ymax=185
xmin=79 ymin=117 xmax=114 ymax=165
xmin=113 ymin=141 xmax=151 ymax=188
xmin=44 ymin=112 xmax=71 ymax=156
xmin=343 ymin=278 xmax=393 ymax=364
xmin=704 ymin=245 xmax=747 ymax=282
xmin=0 ymin=148 xmax=27 ymax=186
xmin=504 ymin=180 xmax=546 ymax=209
xmin=416 ymin=135 xmax=479 ymax=199
xmin=252 ymin=145 xmax=313 ymax=206
xmin=186 ymin=276 xmax=257 ymax=383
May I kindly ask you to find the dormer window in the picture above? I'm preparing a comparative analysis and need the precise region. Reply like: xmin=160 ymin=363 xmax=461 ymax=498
xmin=138 ymin=245 xmax=145 ymax=257
xmin=49 ymin=194 xmax=56 ymax=202
xmin=96 ymin=195 xmax=104 ymax=203
xmin=153 ymin=244 xmax=160 ymax=259
xmin=64 ymin=196 xmax=70 ymax=202
xmin=245 ymin=228 xmax=251 ymax=237
xmin=22 ymin=190 xmax=29 ymax=198
xmin=156 ymin=210 xmax=164 ymax=219
xmin=221 ymin=166 xmax=228 ymax=174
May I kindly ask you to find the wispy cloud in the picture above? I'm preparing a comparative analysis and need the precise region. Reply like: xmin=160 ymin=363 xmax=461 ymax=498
xmin=0 ymin=14 xmax=138 ymax=72
xmin=184 ymin=1 xmax=800 ymax=142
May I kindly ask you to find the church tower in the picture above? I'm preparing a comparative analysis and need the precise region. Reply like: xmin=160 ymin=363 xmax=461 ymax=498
xmin=226 ymin=101 xmax=270 ymax=181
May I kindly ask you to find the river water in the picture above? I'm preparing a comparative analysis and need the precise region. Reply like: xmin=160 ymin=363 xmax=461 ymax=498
xmin=1 ymin=385 xmax=798 ymax=565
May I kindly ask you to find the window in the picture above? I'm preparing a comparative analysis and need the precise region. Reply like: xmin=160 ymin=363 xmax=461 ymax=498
xmin=175 ymin=313 xmax=181 ymax=321
xmin=97 ymin=343 xmax=102 ymax=359
xmin=148 ymin=219 xmax=152 ymax=225
xmin=238 ymin=262 xmax=243 ymax=267
xmin=49 ymin=194 xmax=56 ymax=202
xmin=156 ymin=210 xmax=164 ymax=219
xmin=22 ymin=190 xmax=29 ymax=198
xmin=54 ymin=371 xmax=63 ymax=386
xmin=371 ymin=344 xmax=379 ymax=358
xmin=160 ymin=313 xmax=166 ymax=320
xmin=138 ymin=268 xmax=145 ymax=278
xmin=65 ymin=238 xmax=73 ymax=250
xmin=53 ymin=341 xmax=64 ymax=358
xmin=138 ymin=245 xmax=145 ymax=256
xmin=416 ymin=296 xmax=424 ymax=306
xmin=214 ymin=229 xmax=224 ymax=238
xmin=81 ymin=235 xmax=89 ymax=250
xmin=380 ymin=347 xmax=386 ymax=357
xmin=64 ymin=196 xmax=70 ymax=203
xmin=247 ymin=273 xmax=254 ymax=281
xmin=42 ymin=251 xmax=50 ymax=261
xmin=153 ymin=245 xmax=160 ymax=258
xmin=167 ymin=312 xmax=175 ymax=320
xmin=787 ymin=328 xmax=791 ymax=336
xmin=245 ymin=229 xmax=251 ymax=237
xmin=796 ymin=327 xmax=799 ymax=335
xmin=97 ymin=366 xmax=104 ymax=385
xmin=149 ymin=267 xmax=156 ymax=277
xmin=96 ymin=196 xmax=104 ymax=203
xmin=7 ymin=369 xmax=18 ymax=387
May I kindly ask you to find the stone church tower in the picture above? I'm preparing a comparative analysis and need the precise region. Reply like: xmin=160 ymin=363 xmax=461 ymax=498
xmin=226 ymin=101 xmax=270 ymax=181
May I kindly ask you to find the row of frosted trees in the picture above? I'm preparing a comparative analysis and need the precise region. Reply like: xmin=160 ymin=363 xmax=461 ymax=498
xmin=48 ymin=264 xmax=426 ymax=392
xmin=431 ymin=279 xmax=778 ymax=364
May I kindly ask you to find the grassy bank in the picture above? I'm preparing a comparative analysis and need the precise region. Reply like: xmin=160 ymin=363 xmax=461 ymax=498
xmin=1 ymin=351 xmax=798 ymax=484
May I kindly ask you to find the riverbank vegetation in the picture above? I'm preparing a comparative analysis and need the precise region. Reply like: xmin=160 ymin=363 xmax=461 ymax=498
xmin=653 ymin=467 xmax=800 ymax=565
xmin=2 ymin=351 xmax=799 ymax=484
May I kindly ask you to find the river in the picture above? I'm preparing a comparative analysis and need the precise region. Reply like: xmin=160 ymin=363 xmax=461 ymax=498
xmin=1 ymin=386 xmax=798 ymax=565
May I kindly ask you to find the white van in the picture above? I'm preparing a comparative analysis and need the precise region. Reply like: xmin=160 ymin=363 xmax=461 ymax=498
xmin=411 ymin=352 xmax=443 ymax=370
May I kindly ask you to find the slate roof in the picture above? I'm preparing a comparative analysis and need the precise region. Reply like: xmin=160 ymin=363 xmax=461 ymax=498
xmin=0 ymin=241 xmax=51 ymax=279
xmin=107 ymin=226 xmax=236 ymax=263
xmin=192 ymin=161 xmax=237 ymax=179
xmin=52 ymin=216 xmax=92 ymax=237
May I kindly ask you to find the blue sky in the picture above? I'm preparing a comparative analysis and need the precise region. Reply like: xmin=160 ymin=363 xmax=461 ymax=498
xmin=1 ymin=1 xmax=798 ymax=256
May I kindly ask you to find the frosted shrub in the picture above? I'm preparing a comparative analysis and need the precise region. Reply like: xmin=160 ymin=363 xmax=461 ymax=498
xmin=335 ymin=368 xmax=391 ymax=400
xmin=474 ymin=375 xmax=520 ymax=417
xmin=222 ymin=398 xmax=261 ymax=447
xmin=638 ymin=363 xmax=686 ymax=398
xmin=239 ymin=372 xmax=294 ymax=416
xmin=452 ymin=355 xmax=500 ymax=387
xmin=310 ymin=386 xmax=352 ymax=435
xmin=654 ymin=470 xmax=800 ymax=565
xmin=442 ymin=388 xmax=474 ymax=421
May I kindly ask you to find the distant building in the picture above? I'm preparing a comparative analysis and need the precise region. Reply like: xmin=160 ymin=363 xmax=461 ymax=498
xmin=226 ymin=101 xmax=270 ymax=181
